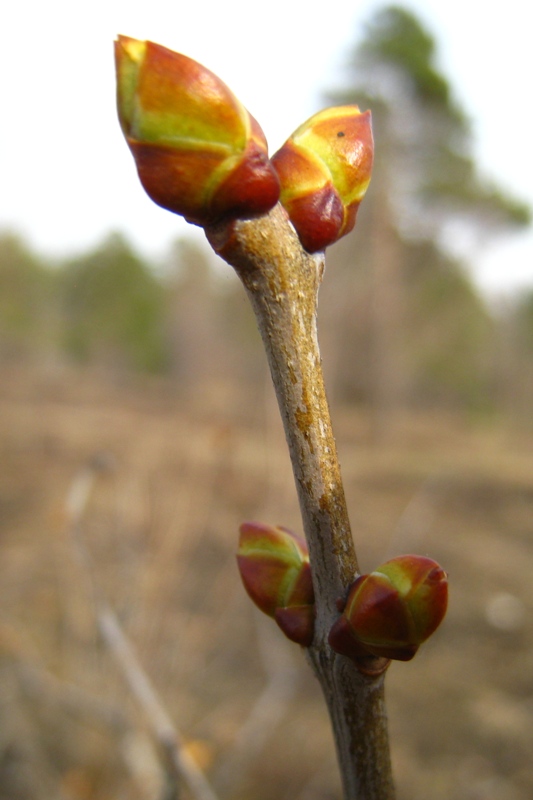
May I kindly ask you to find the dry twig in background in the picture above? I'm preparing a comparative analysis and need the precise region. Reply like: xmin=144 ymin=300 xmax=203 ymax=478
xmin=64 ymin=459 xmax=221 ymax=800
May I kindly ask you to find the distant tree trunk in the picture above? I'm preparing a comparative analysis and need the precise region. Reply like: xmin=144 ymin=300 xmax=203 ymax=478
xmin=319 ymin=229 xmax=372 ymax=408
xmin=495 ymin=308 xmax=533 ymax=426
xmin=368 ymin=181 xmax=410 ymax=439
xmin=166 ymin=242 xmax=221 ymax=390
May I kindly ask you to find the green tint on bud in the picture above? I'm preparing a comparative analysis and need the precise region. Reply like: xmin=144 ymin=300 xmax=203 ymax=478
xmin=115 ymin=36 xmax=280 ymax=226
xmin=328 ymin=555 xmax=448 ymax=663
xmin=237 ymin=522 xmax=315 ymax=646
xmin=270 ymin=106 xmax=374 ymax=253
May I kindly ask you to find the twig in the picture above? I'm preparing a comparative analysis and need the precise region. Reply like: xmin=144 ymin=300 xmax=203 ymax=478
xmin=97 ymin=606 xmax=219 ymax=800
xmin=207 ymin=205 xmax=395 ymax=800
xmin=1 ymin=618 xmax=166 ymax=798
xmin=64 ymin=461 xmax=221 ymax=800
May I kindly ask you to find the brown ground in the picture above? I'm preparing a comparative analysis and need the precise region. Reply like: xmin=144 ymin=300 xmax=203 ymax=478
xmin=1 ymin=364 xmax=532 ymax=800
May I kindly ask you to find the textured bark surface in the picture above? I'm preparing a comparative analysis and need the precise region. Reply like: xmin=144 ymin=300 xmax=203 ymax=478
xmin=207 ymin=205 xmax=395 ymax=800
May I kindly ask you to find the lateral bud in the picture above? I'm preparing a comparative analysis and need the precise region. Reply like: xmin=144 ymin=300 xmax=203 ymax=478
xmin=271 ymin=106 xmax=374 ymax=253
xmin=236 ymin=521 xmax=315 ymax=646
xmin=329 ymin=555 xmax=448 ymax=663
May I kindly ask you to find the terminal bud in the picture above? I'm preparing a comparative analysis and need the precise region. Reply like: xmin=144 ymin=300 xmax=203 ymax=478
xmin=115 ymin=36 xmax=280 ymax=226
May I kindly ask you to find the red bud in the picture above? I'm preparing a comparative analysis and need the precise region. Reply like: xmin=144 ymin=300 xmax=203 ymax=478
xmin=115 ymin=36 xmax=280 ymax=226
xmin=237 ymin=522 xmax=315 ymax=646
xmin=271 ymin=106 xmax=373 ymax=252
xmin=329 ymin=555 xmax=448 ymax=662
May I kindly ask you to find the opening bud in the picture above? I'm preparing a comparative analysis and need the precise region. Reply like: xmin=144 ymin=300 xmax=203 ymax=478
xmin=271 ymin=106 xmax=374 ymax=253
xmin=237 ymin=522 xmax=315 ymax=646
xmin=115 ymin=36 xmax=280 ymax=226
xmin=329 ymin=555 xmax=448 ymax=663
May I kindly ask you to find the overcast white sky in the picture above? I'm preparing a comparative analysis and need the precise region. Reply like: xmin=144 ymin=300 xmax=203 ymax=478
xmin=1 ymin=0 xmax=531 ymax=295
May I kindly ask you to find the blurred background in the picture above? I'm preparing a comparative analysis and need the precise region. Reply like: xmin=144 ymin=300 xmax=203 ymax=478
xmin=1 ymin=3 xmax=533 ymax=799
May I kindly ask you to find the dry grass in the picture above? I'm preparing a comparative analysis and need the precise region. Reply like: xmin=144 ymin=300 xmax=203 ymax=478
xmin=1 ymin=364 xmax=532 ymax=800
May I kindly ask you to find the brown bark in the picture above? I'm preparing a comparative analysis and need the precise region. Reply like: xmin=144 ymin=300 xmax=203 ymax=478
xmin=206 ymin=205 xmax=395 ymax=800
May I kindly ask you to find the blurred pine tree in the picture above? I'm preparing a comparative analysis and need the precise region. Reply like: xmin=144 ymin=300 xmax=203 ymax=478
xmin=0 ymin=232 xmax=57 ymax=360
xmin=320 ymin=6 xmax=530 ymax=419
xmin=59 ymin=233 xmax=169 ymax=373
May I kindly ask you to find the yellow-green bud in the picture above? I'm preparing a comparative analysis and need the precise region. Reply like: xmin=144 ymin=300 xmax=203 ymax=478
xmin=329 ymin=555 xmax=448 ymax=663
xmin=271 ymin=106 xmax=373 ymax=253
xmin=115 ymin=36 xmax=280 ymax=226
xmin=237 ymin=521 xmax=315 ymax=646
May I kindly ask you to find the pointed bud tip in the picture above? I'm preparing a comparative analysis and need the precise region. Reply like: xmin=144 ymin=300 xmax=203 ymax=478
xmin=115 ymin=37 xmax=279 ymax=226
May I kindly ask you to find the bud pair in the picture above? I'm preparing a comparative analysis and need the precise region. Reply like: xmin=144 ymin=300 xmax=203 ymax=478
xmin=328 ymin=555 xmax=448 ymax=663
xmin=115 ymin=37 xmax=374 ymax=251
xmin=236 ymin=522 xmax=315 ymax=646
